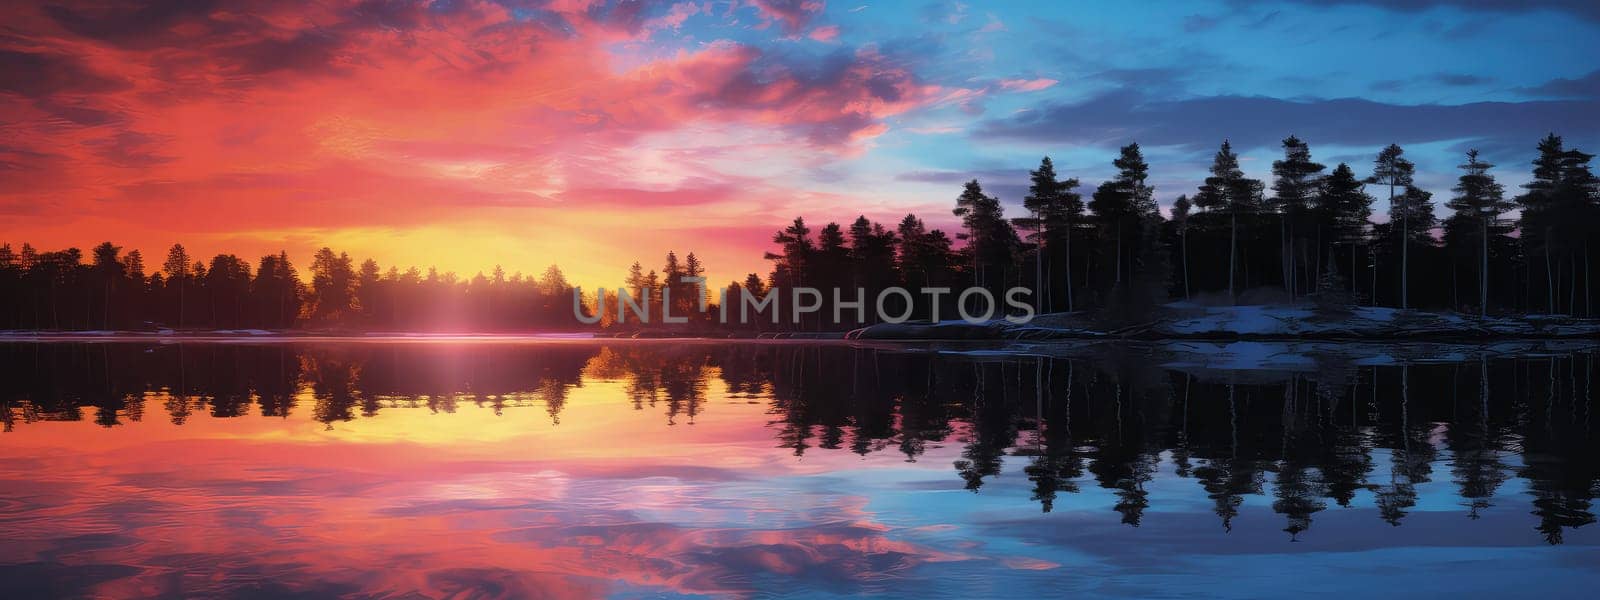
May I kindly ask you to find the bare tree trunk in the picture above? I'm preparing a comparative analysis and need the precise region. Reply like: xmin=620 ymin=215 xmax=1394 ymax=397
xmin=1481 ymin=217 xmax=1489 ymax=318
xmin=1316 ymin=228 xmax=1324 ymax=294
xmin=1569 ymin=252 xmax=1577 ymax=317
xmin=1351 ymin=243 xmax=1357 ymax=294
xmin=1281 ymin=215 xmax=1291 ymax=298
xmin=1370 ymin=245 xmax=1378 ymax=307
xmin=1545 ymin=228 xmax=1555 ymax=314
xmin=1229 ymin=212 xmax=1237 ymax=305
xmin=1451 ymin=261 xmax=1458 ymax=313
xmin=1045 ymin=249 xmax=1053 ymax=313
xmin=1115 ymin=225 xmax=1123 ymax=286
xmin=1035 ymin=216 xmax=1043 ymax=313
xmin=1181 ymin=229 xmax=1190 ymax=300
xmin=1065 ymin=225 xmax=1074 ymax=312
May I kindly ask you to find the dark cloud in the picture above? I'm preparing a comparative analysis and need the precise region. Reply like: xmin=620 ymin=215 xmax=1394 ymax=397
xmin=1093 ymin=68 xmax=1192 ymax=96
xmin=692 ymin=47 xmax=924 ymax=146
xmin=34 ymin=99 xmax=124 ymax=126
xmin=976 ymin=89 xmax=1599 ymax=152
xmin=42 ymin=0 xmax=222 ymax=48
xmin=1230 ymin=0 xmax=1600 ymax=22
xmin=347 ymin=0 xmax=433 ymax=31
xmin=84 ymin=131 xmax=174 ymax=168
xmin=219 ymin=31 xmax=346 ymax=76
xmin=0 ymin=562 xmax=143 ymax=599
xmin=750 ymin=0 xmax=824 ymax=35
xmin=1369 ymin=72 xmax=1492 ymax=92
xmin=1433 ymin=73 xmax=1491 ymax=86
xmin=1521 ymin=70 xmax=1600 ymax=99
xmin=0 ymin=50 xmax=125 ymax=97
xmin=583 ymin=0 xmax=655 ymax=36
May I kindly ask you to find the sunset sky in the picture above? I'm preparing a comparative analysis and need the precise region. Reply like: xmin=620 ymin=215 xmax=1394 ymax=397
xmin=3 ymin=0 xmax=1597 ymax=287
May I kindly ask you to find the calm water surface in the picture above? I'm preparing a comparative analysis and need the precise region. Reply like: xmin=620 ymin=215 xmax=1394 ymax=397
xmin=2 ymin=340 xmax=1599 ymax=599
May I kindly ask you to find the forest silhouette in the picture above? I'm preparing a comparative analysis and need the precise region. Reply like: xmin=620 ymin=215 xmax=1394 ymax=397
xmin=3 ymin=133 xmax=1597 ymax=332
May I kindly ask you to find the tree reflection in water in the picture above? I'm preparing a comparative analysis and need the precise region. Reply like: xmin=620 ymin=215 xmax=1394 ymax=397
xmin=2 ymin=341 xmax=1597 ymax=543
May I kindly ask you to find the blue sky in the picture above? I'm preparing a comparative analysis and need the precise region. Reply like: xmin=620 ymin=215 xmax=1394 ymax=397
xmin=833 ymin=0 xmax=1597 ymax=213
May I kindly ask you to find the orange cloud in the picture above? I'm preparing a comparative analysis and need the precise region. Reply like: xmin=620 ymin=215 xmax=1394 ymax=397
xmin=0 ymin=0 xmax=961 ymax=288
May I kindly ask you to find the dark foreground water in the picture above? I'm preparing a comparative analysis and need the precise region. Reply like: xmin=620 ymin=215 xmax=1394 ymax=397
xmin=2 ymin=340 xmax=1598 ymax=599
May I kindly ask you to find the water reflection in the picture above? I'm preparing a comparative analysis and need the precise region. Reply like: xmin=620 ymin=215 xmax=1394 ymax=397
xmin=2 ymin=341 xmax=1598 ymax=598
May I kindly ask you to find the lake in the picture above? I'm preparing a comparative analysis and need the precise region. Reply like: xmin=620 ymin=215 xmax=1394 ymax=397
xmin=2 ymin=340 xmax=1598 ymax=599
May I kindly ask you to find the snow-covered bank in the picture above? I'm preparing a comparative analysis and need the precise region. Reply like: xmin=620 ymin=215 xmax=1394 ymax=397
xmin=875 ymin=338 xmax=1600 ymax=384
xmin=1158 ymin=303 xmax=1599 ymax=338
xmin=847 ymin=303 xmax=1600 ymax=341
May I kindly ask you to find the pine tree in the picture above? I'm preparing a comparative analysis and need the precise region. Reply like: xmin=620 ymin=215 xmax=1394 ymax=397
xmin=1193 ymin=141 xmax=1263 ymax=303
xmin=309 ymin=248 xmax=358 ymax=325
xmin=163 ymin=244 xmax=192 ymax=329
xmin=1171 ymin=195 xmax=1193 ymax=300
xmin=1517 ymin=134 xmax=1598 ymax=315
xmin=1089 ymin=181 xmax=1130 ymax=290
xmin=625 ymin=261 xmax=646 ymax=310
xmin=663 ymin=251 xmax=687 ymax=321
xmin=1117 ymin=144 xmax=1159 ymax=283
xmin=1088 ymin=145 xmax=1154 ymax=293
xmin=1015 ymin=157 xmax=1083 ymax=311
xmin=1271 ymin=136 xmax=1326 ymax=298
xmin=953 ymin=179 xmax=1008 ymax=291
xmin=766 ymin=217 xmax=813 ymax=290
xmin=1391 ymin=186 xmax=1436 ymax=249
xmin=849 ymin=216 xmax=899 ymax=319
xmin=1311 ymin=253 xmax=1354 ymax=309
xmin=684 ymin=253 xmax=706 ymax=323
xmin=644 ymin=269 xmax=661 ymax=322
xmin=1314 ymin=163 xmax=1373 ymax=296
xmin=1446 ymin=149 xmax=1512 ymax=317
xmin=1368 ymin=144 xmax=1416 ymax=307
xmin=90 ymin=242 xmax=124 ymax=328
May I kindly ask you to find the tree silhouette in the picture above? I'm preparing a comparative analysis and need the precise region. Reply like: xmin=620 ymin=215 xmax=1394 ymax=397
xmin=1170 ymin=195 xmax=1193 ymax=300
xmin=953 ymin=179 xmax=1015 ymax=299
xmin=163 ymin=244 xmax=192 ymax=329
xmin=1271 ymin=136 xmax=1327 ymax=299
xmin=1193 ymin=141 xmax=1264 ymax=304
xmin=1518 ymin=134 xmax=1599 ymax=315
xmin=1015 ymin=157 xmax=1083 ymax=312
xmin=5 ymin=133 xmax=1599 ymax=333
xmin=1368 ymin=144 xmax=1417 ymax=308
xmin=309 ymin=248 xmax=358 ymax=324
xmin=1446 ymin=150 xmax=1514 ymax=317
xmin=1314 ymin=164 xmax=1374 ymax=299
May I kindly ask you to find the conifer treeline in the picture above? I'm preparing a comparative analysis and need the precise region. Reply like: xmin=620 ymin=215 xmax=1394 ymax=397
xmin=2 ymin=133 xmax=1596 ymax=331
xmin=758 ymin=133 xmax=1600 ymax=324
xmin=0 ymin=243 xmax=582 ymax=331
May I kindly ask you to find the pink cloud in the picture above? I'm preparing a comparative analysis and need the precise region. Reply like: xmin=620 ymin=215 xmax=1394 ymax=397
xmin=808 ymin=24 xmax=841 ymax=42
xmin=998 ymin=78 xmax=1059 ymax=92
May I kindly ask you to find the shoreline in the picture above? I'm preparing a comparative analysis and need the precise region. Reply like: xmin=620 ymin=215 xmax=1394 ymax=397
xmin=3 ymin=303 xmax=1599 ymax=343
